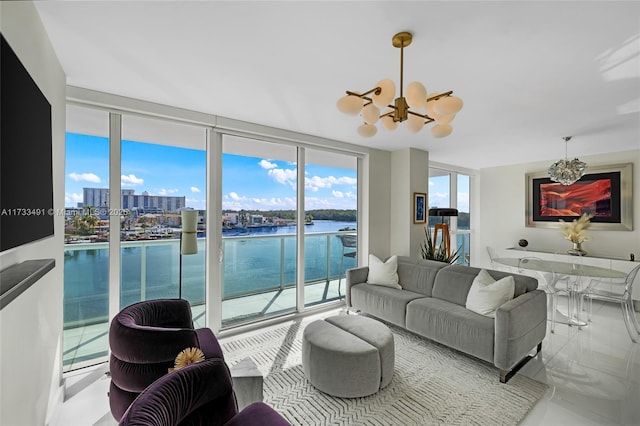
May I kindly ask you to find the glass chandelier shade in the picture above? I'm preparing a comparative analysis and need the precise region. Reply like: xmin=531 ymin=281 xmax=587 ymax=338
xmin=548 ymin=136 xmax=587 ymax=185
xmin=337 ymin=32 xmax=462 ymax=138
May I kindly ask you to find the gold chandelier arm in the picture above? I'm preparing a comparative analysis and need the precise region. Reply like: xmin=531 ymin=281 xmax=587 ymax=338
xmin=426 ymin=90 xmax=454 ymax=102
xmin=408 ymin=110 xmax=435 ymax=124
xmin=345 ymin=86 xmax=382 ymax=99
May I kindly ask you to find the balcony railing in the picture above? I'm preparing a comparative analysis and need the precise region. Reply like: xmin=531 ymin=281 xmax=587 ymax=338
xmin=63 ymin=229 xmax=470 ymax=370
xmin=63 ymin=231 xmax=358 ymax=329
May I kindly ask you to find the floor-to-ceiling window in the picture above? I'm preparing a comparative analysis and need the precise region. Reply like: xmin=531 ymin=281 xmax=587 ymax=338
xmin=64 ymin=105 xmax=110 ymax=371
xmin=64 ymin=97 xmax=362 ymax=368
xmin=120 ymin=114 xmax=207 ymax=323
xmin=429 ymin=168 xmax=472 ymax=265
xmin=303 ymin=149 xmax=357 ymax=306
xmin=220 ymin=135 xmax=298 ymax=326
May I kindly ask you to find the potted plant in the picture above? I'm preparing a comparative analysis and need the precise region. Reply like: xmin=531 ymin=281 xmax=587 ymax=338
xmin=420 ymin=227 xmax=461 ymax=264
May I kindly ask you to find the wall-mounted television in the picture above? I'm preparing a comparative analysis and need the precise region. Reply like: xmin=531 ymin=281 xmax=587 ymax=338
xmin=1 ymin=33 xmax=54 ymax=252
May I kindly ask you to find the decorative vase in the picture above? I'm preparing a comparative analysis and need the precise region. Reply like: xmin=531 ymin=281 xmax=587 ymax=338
xmin=567 ymin=241 xmax=587 ymax=256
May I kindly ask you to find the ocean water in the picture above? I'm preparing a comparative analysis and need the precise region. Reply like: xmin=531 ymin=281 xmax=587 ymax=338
xmin=63 ymin=220 xmax=357 ymax=326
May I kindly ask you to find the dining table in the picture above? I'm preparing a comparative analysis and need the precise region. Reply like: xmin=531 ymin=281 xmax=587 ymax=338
xmin=493 ymin=257 xmax=627 ymax=328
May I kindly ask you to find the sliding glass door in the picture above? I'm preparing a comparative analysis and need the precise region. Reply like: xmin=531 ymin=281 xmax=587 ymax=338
xmin=64 ymin=100 xmax=362 ymax=369
xmin=303 ymin=149 xmax=357 ymax=307
xmin=120 ymin=115 xmax=207 ymax=324
xmin=64 ymin=105 xmax=110 ymax=371
xmin=221 ymin=135 xmax=297 ymax=326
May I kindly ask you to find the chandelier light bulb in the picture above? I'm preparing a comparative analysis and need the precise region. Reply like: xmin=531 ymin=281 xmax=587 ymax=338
xmin=337 ymin=95 xmax=363 ymax=116
xmin=381 ymin=115 xmax=398 ymax=131
xmin=431 ymin=124 xmax=453 ymax=138
xmin=434 ymin=96 xmax=463 ymax=116
xmin=406 ymin=114 xmax=425 ymax=133
xmin=425 ymin=97 xmax=439 ymax=117
xmin=372 ymin=79 xmax=396 ymax=108
xmin=362 ymin=103 xmax=380 ymax=124
xmin=434 ymin=112 xmax=455 ymax=124
xmin=406 ymin=82 xmax=427 ymax=110
xmin=357 ymin=123 xmax=377 ymax=137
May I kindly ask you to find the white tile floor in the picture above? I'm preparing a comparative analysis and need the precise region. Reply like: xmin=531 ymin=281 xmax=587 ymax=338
xmin=50 ymin=297 xmax=640 ymax=426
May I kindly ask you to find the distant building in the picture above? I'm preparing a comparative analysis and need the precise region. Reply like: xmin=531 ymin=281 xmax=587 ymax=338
xmin=83 ymin=188 xmax=186 ymax=213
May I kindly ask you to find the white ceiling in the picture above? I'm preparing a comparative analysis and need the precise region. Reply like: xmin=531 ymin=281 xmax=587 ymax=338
xmin=34 ymin=1 xmax=640 ymax=170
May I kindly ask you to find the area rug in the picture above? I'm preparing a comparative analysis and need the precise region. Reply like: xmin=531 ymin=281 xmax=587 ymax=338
xmin=221 ymin=315 xmax=548 ymax=425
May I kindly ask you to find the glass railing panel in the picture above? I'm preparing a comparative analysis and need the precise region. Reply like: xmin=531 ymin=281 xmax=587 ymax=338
xmin=64 ymin=231 xmax=354 ymax=364
xmin=63 ymin=242 xmax=109 ymax=371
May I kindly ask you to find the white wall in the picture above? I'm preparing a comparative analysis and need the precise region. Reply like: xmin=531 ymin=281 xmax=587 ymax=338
xmin=365 ymin=149 xmax=392 ymax=259
xmin=0 ymin=2 xmax=66 ymax=425
xmin=476 ymin=149 xmax=640 ymax=270
xmin=388 ymin=148 xmax=429 ymax=258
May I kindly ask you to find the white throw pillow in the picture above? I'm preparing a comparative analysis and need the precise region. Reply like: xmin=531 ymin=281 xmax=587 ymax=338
xmin=465 ymin=269 xmax=515 ymax=318
xmin=367 ymin=254 xmax=401 ymax=289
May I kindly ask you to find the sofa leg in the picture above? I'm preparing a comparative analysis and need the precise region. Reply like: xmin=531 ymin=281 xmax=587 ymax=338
xmin=499 ymin=342 xmax=543 ymax=384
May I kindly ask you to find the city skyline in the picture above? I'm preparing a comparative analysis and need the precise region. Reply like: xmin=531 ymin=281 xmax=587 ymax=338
xmin=65 ymin=133 xmax=358 ymax=212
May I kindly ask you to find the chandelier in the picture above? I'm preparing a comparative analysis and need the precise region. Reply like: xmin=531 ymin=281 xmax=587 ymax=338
xmin=548 ymin=136 xmax=587 ymax=185
xmin=337 ymin=32 xmax=463 ymax=138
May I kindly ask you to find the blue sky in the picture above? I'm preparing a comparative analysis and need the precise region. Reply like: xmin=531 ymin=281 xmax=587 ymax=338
xmin=429 ymin=175 xmax=470 ymax=213
xmin=65 ymin=133 xmax=358 ymax=211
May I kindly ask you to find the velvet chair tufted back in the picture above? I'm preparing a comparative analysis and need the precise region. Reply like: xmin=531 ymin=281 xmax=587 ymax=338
xmin=119 ymin=358 xmax=291 ymax=426
xmin=109 ymin=299 xmax=224 ymax=421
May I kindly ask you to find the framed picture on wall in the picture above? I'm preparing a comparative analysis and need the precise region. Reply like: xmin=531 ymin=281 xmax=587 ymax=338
xmin=525 ymin=162 xmax=632 ymax=230
xmin=414 ymin=192 xmax=426 ymax=224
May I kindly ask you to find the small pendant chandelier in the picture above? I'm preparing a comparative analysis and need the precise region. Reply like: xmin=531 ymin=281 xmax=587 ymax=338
xmin=548 ymin=136 xmax=587 ymax=185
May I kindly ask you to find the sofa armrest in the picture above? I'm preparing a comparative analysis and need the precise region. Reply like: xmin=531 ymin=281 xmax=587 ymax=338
xmin=345 ymin=266 xmax=369 ymax=308
xmin=494 ymin=289 xmax=547 ymax=370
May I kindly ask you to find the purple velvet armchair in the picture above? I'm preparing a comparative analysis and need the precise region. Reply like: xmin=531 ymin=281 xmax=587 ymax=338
xmin=119 ymin=358 xmax=290 ymax=426
xmin=109 ymin=299 xmax=225 ymax=421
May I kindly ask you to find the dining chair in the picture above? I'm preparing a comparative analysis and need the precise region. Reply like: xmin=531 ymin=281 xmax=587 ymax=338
xmin=337 ymin=234 xmax=357 ymax=298
xmin=517 ymin=257 xmax=571 ymax=333
xmin=585 ymin=263 xmax=640 ymax=343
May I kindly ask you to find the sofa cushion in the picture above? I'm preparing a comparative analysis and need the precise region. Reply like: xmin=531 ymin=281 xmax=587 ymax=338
xmin=465 ymin=269 xmax=515 ymax=318
xmin=350 ymin=283 xmax=424 ymax=327
xmin=405 ymin=297 xmax=495 ymax=363
xmin=367 ymin=255 xmax=401 ymax=289
xmin=396 ymin=257 xmax=448 ymax=297
xmin=432 ymin=264 xmax=537 ymax=306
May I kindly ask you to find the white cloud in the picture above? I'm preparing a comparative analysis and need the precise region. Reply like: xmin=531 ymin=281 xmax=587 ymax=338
xmin=65 ymin=192 xmax=83 ymax=204
xmin=259 ymin=159 xmax=278 ymax=169
xmin=68 ymin=172 xmax=101 ymax=183
xmin=268 ymin=168 xmax=297 ymax=188
xmin=190 ymin=186 xmax=201 ymax=193
xmin=121 ymin=174 xmax=144 ymax=186
xmin=223 ymin=192 xmax=296 ymax=210
xmin=228 ymin=192 xmax=244 ymax=201
xmin=156 ymin=188 xmax=179 ymax=196
xmin=305 ymin=175 xmax=357 ymax=192
xmin=332 ymin=190 xmax=344 ymax=198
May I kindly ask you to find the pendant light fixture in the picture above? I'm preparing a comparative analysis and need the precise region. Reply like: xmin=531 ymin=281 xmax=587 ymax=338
xmin=548 ymin=136 xmax=587 ymax=185
xmin=337 ymin=31 xmax=463 ymax=138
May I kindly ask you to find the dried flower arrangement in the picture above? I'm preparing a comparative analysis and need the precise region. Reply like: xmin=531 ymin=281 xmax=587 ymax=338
xmin=168 ymin=347 xmax=205 ymax=373
xmin=559 ymin=213 xmax=592 ymax=244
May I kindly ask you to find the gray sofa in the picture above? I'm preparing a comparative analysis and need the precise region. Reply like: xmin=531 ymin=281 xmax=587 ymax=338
xmin=345 ymin=256 xmax=547 ymax=383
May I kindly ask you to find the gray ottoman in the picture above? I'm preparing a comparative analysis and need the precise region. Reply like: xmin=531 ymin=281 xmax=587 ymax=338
xmin=301 ymin=315 xmax=394 ymax=398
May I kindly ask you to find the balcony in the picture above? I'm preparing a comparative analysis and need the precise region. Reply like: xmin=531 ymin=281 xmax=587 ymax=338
xmin=63 ymin=231 xmax=357 ymax=371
